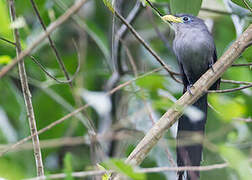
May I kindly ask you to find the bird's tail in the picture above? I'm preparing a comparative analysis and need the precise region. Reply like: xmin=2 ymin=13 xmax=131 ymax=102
xmin=177 ymin=94 xmax=208 ymax=180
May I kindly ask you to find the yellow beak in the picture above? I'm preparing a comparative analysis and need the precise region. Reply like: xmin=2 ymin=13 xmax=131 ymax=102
xmin=161 ymin=15 xmax=183 ymax=23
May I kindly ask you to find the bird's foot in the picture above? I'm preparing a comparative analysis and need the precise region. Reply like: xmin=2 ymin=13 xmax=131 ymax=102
xmin=187 ymin=84 xmax=194 ymax=96
xmin=209 ymin=63 xmax=215 ymax=72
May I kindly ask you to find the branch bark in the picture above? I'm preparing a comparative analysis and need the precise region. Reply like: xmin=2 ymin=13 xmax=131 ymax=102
xmin=113 ymin=24 xmax=252 ymax=179
xmin=8 ymin=0 xmax=44 ymax=176
xmin=0 ymin=0 xmax=87 ymax=79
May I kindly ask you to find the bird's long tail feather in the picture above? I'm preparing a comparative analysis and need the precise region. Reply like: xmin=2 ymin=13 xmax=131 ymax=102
xmin=177 ymin=94 xmax=208 ymax=180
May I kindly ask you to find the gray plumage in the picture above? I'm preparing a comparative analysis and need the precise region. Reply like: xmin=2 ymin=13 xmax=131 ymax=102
xmin=172 ymin=14 xmax=219 ymax=180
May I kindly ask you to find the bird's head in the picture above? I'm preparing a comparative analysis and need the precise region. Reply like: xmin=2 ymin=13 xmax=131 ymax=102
xmin=162 ymin=14 xmax=205 ymax=33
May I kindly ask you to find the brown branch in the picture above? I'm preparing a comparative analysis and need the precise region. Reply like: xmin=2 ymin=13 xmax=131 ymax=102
xmin=0 ymin=36 xmax=80 ymax=84
xmin=221 ymin=79 xmax=252 ymax=85
xmin=208 ymin=84 xmax=252 ymax=93
xmin=112 ymin=25 xmax=252 ymax=179
xmin=25 ymin=162 xmax=233 ymax=180
xmin=232 ymin=63 xmax=252 ymax=67
xmin=29 ymin=40 xmax=81 ymax=84
xmin=0 ymin=36 xmax=16 ymax=46
xmin=0 ymin=0 xmax=88 ymax=79
xmin=243 ymin=0 xmax=252 ymax=12
xmin=29 ymin=0 xmax=72 ymax=87
xmin=0 ymin=104 xmax=89 ymax=156
xmin=24 ymin=170 xmax=109 ymax=180
xmin=0 ymin=130 xmax=140 ymax=152
xmin=8 ymin=0 xmax=44 ymax=176
xmin=201 ymin=7 xmax=252 ymax=17
xmin=233 ymin=117 xmax=252 ymax=122
xmin=113 ymin=9 xmax=180 ymax=80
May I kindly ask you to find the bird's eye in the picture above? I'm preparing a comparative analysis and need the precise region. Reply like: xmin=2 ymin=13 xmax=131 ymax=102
xmin=183 ymin=16 xmax=190 ymax=22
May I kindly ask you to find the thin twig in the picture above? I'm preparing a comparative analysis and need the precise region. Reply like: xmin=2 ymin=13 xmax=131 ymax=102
xmin=29 ymin=0 xmax=72 ymax=87
xmin=105 ymin=1 xmax=142 ymax=90
xmin=121 ymin=39 xmax=138 ymax=76
xmin=221 ymin=79 xmax=252 ymax=85
xmin=113 ymin=9 xmax=180 ymax=79
xmin=0 ymin=130 xmax=140 ymax=152
xmin=242 ymin=0 xmax=252 ymax=12
xmin=233 ymin=117 xmax=252 ymax=122
xmin=8 ymin=0 xmax=44 ymax=176
xmin=208 ymin=84 xmax=252 ymax=93
xmin=29 ymin=40 xmax=81 ymax=84
xmin=0 ymin=0 xmax=88 ymax=79
xmin=0 ymin=104 xmax=88 ymax=156
xmin=138 ymin=163 xmax=229 ymax=173
xmin=24 ymin=161 xmax=234 ymax=180
xmin=0 ymin=36 xmax=80 ymax=84
xmin=201 ymin=7 xmax=252 ymax=17
xmin=0 ymin=36 xmax=16 ymax=46
xmin=232 ymin=63 xmax=252 ymax=67
xmin=24 ymin=170 xmax=109 ymax=180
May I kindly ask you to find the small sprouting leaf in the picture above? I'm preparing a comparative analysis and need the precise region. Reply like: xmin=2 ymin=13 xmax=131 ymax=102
xmin=103 ymin=158 xmax=146 ymax=180
xmin=63 ymin=153 xmax=73 ymax=180
xmin=0 ymin=55 xmax=12 ymax=65
xmin=97 ymin=164 xmax=111 ymax=180
xmin=103 ymin=0 xmax=114 ymax=13
xmin=111 ymin=159 xmax=146 ymax=180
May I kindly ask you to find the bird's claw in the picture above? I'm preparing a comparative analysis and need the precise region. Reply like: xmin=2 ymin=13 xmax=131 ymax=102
xmin=187 ymin=84 xmax=194 ymax=96
xmin=209 ymin=63 xmax=214 ymax=72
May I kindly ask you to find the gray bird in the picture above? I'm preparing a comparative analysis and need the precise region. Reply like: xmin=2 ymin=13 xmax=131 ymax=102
xmin=162 ymin=14 xmax=220 ymax=180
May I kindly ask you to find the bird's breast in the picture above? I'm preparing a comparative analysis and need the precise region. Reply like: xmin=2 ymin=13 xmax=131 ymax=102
xmin=173 ymin=29 xmax=214 ymax=81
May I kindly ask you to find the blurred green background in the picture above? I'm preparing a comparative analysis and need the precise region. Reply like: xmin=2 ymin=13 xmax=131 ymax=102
xmin=0 ymin=0 xmax=251 ymax=179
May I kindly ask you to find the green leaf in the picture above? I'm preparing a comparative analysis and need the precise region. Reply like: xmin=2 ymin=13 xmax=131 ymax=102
xmin=242 ymin=45 xmax=252 ymax=62
xmin=84 ymin=20 xmax=110 ymax=61
xmin=153 ymin=97 xmax=174 ymax=111
xmin=208 ymin=94 xmax=246 ymax=122
xmin=136 ymin=74 xmax=165 ymax=91
xmin=0 ymin=55 xmax=11 ymax=64
xmin=97 ymin=164 xmax=112 ymax=180
xmin=231 ymin=0 xmax=252 ymax=10
xmin=219 ymin=145 xmax=252 ymax=180
xmin=170 ymin=0 xmax=203 ymax=15
xmin=0 ymin=158 xmax=25 ymax=180
xmin=0 ymin=0 xmax=12 ymax=38
xmin=103 ymin=0 xmax=114 ymax=13
xmin=63 ymin=153 xmax=74 ymax=180
xmin=104 ymin=159 xmax=146 ymax=180
xmin=55 ymin=0 xmax=110 ymax=62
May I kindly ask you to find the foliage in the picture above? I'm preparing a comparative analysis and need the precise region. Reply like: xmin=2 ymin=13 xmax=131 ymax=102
xmin=63 ymin=153 xmax=74 ymax=180
xmin=0 ymin=0 xmax=251 ymax=179
xmin=170 ymin=0 xmax=203 ymax=15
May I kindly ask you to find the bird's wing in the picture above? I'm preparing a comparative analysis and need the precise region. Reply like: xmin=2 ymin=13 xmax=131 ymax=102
xmin=209 ymin=48 xmax=220 ymax=90
xmin=178 ymin=61 xmax=189 ymax=93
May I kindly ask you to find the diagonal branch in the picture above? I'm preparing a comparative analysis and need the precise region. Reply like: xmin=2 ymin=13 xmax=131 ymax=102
xmin=113 ymin=9 xmax=181 ymax=81
xmin=113 ymin=24 xmax=252 ymax=179
xmin=0 ymin=0 xmax=88 ymax=79
xmin=29 ymin=0 xmax=72 ymax=87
